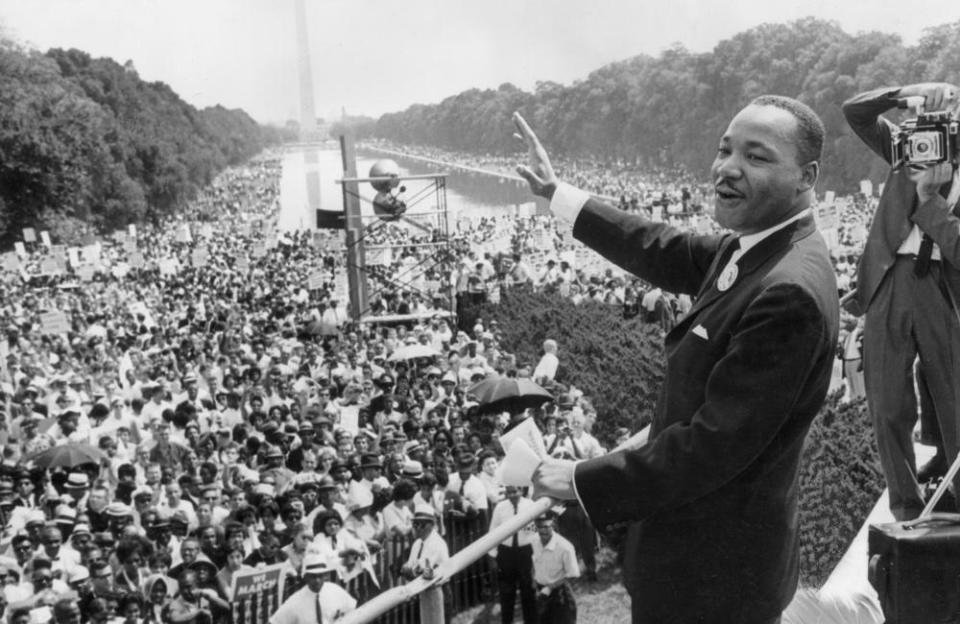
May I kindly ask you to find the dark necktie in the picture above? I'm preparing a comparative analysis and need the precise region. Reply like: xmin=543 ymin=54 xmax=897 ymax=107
xmin=315 ymin=591 xmax=323 ymax=624
xmin=914 ymin=183 xmax=951 ymax=277
xmin=511 ymin=501 xmax=519 ymax=547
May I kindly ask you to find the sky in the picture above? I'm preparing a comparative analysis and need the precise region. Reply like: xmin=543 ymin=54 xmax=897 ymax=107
xmin=2 ymin=0 xmax=960 ymax=125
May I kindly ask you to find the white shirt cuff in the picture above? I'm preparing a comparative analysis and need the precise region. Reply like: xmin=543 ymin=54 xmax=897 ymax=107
xmin=550 ymin=182 xmax=590 ymax=224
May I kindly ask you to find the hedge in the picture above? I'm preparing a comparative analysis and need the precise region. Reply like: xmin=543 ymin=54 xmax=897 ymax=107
xmin=481 ymin=288 xmax=884 ymax=587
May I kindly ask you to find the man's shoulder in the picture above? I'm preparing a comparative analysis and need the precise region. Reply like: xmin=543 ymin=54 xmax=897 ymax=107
xmin=551 ymin=532 xmax=577 ymax=552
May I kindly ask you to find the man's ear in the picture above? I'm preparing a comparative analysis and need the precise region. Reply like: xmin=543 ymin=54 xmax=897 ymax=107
xmin=799 ymin=161 xmax=819 ymax=193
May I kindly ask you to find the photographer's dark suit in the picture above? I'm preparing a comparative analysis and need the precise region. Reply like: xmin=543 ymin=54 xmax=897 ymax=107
xmin=843 ymin=87 xmax=960 ymax=520
xmin=570 ymin=199 xmax=838 ymax=624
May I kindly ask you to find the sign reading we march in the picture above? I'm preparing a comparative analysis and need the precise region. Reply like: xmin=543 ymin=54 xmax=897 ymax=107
xmin=229 ymin=564 xmax=286 ymax=624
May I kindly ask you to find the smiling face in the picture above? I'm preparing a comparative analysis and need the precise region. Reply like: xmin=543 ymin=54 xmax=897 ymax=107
xmin=711 ymin=104 xmax=816 ymax=235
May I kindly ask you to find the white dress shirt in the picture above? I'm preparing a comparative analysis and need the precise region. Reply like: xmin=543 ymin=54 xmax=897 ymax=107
xmin=532 ymin=532 xmax=579 ymax=586
xmin=488 ymin=497 xmax=537 ymax=553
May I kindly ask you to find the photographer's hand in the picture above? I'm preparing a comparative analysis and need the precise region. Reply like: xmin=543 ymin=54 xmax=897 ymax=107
xmin=513 ymin=112 xmax=558 ymax=200
xmin=899 ymin=83 xmax=958 ymax=112
xmin=909 ymin=162 xmax=954 ymax=204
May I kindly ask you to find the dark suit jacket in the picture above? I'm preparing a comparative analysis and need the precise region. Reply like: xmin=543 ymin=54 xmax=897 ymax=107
xmin=842 ymin=87 xmax=960 ymax=315
xmin=570 ymin=199 xmax=839 ymax=623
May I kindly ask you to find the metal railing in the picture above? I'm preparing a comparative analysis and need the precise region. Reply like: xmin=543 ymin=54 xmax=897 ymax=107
xmin=339 ymin=497 xmax=554 ymax=624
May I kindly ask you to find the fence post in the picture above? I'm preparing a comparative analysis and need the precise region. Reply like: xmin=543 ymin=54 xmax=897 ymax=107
xmin=419 ymin=585 xmax=444 ymax=624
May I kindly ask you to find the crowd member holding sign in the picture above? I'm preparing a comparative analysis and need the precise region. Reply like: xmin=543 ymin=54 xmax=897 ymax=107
xmin=517 ymin=94 xmax=838 ymax=624
xmin=842 ymin=82 xmax=960 ymax=519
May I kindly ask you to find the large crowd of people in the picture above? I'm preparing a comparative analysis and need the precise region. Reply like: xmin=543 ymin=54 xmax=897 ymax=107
xmin=0 ymin=138 xmax=877 ymax=624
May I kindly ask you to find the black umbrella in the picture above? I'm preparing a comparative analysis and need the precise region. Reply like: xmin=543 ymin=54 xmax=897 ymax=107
xmin=27 ymin=442 xmax=106 ymax=469
xmin=468 ymin=376 xmax=554 ymax=414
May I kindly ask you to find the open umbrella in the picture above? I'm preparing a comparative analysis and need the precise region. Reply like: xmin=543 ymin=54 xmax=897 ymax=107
xmin=27 ymin=442 xmax=106 ymax=469
xmin=468 ymin=376 xmax=554 ymax=414
xmin=388 ymin=344 xmax=440 ymax=362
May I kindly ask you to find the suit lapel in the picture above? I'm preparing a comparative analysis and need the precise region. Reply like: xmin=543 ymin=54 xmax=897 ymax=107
xmin=670 ymin=215 xmax=816 ymax=337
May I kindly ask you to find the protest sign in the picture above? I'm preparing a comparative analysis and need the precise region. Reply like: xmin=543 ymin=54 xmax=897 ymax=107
xmin=40 ymin=257 xmax=62 ymax=276
xmin=229 ymin=564 xmax=286 ymax=624
xmin=158 ymin=258 xmax=179 ymax=276
xmin=82 ymin=244 xmax=101 ymax=262
xmin=14 ymin=242 xmax=26 ymax=257
xmin=2 ymin=252 xmax=18 ymax=272
xmin=128 ymin=224 xmax=137 ymax=238
xmin=77 ymin=266 xmax=96 ymax=282
xmin=40 ymin=231 xmax=51 ymax=246
xmin=191 ymin=249 xmax=208 ymax=268
xmin=251 ymin=243 xmax=266 ymax=259
xmin=175 ymin=224 xmax=192 ymax=243
xmin=22 ymin=228 xmax=36 ymax=243
xmin=365 ymin=246 xmax=392 ymax=266
xmin=307 ymin=271 xmax=324 ymax=290
xmin=39 ymin=310 xmax=70 ymax=335
xmin=128 ymin=252 xmax=145 ymax=269
xmin=815 ymin=203 xmax=840 ymax=231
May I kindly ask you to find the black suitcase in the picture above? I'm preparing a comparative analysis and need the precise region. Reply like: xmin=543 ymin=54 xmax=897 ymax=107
xmin=869 ymin=512 xmax=960 ymax=623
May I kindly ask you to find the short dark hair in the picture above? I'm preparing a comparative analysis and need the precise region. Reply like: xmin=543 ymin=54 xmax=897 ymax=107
xmin=750 ymin=95 xmax=824 ymax=165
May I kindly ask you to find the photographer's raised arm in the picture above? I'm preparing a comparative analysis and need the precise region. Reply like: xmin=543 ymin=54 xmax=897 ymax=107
xmin=841 ymin=86 xmax=905 ymax=162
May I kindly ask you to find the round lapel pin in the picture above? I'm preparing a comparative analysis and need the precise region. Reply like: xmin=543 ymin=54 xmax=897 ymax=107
xmin=717 ymin=264 xmax=738 ymax=292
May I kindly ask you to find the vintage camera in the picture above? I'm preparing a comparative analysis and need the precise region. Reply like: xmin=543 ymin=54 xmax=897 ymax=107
xmin=891 ymin=98 xmax=960 ymax=170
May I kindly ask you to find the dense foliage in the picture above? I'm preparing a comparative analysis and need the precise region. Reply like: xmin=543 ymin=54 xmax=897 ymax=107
xmin=477 ymin=287 xmax=664 ymax=445
xmin=365 ymin=18 xmax=960 ymax=193
xmin=0 ymin=40 xmax=291 ymax=243
xmin=798 ymin=394 xmax=883 ymax=587
xmin=484 ymin=289 xmax=883 ymax=587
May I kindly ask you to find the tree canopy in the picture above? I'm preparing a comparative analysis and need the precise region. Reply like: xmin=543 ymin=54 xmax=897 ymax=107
xmin=363 ymin=18 xmax=960 ymax=192
xmin=0 ymin=43 xmax=291 ymax=243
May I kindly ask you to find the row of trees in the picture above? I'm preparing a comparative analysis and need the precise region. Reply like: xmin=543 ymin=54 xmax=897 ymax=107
xmin=359 ymin=18 xmax=960 ymax=193
xmin=0 ymin=39 xmax=293 ymax=244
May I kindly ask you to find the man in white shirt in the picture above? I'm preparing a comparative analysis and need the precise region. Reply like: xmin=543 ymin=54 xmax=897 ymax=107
xmin=488 ymin=486 xmax=537 ymax=624
xmin=444 ymin=453 xmax=488 ymax=515
xmin=531 ymin=340 xmax=559 ymax=385
xmin=531 ymin=512 xmax=579 ymax=624
xmin=400 ymin=504 xmax=449 ymax=581
xmin=270 ymin=552 xmax=356 ymax=624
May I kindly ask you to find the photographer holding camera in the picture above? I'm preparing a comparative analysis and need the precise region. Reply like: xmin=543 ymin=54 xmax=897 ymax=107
xmin=843 ymin=83 xmax=960 ymax=521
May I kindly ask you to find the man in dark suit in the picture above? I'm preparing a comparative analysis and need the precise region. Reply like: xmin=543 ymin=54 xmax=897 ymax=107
xmin=842 ymin=83 xmax=960 ymax=521
xmin=517 ymin=95 xmax=839 ymax=624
